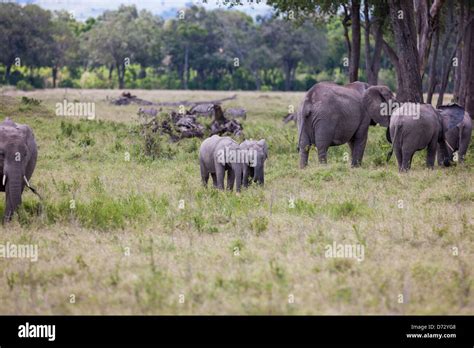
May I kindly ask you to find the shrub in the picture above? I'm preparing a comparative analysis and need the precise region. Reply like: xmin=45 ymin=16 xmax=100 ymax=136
xmin=16 ymin=80 xmax=34 ymax=91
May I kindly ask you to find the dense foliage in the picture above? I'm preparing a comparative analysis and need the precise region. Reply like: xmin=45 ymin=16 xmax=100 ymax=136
xmin=0 ymin=3 xmax=397 ymax=91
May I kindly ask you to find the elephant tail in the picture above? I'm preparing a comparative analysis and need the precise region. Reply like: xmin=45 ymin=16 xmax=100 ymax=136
xmin=297 ymin=100 xmax=312 ymax=151
xmin=386 ymin=125 xmax=401 ymax=162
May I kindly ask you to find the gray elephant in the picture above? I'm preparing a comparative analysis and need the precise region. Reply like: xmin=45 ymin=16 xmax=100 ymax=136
xmin=297 ymin=81 xmax=394 ymax=168
xmin=0 ymin=118 xmax=39 ymax=222
xmin=345 ymin=81 xmax=370 ymax=95
xmin=388 ymin=103 xmax=450 ymax=171
xmin=436 ymin=104 xmax=472 ymax=165
xmin=239 ymin=139 xmax=268 ymax=187
xmin=199 ymin=135 xmax=243 ymax=192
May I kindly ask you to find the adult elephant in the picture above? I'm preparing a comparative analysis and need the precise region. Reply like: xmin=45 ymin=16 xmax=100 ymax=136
xmin=436 ymin=104 xmax=472 ymax=165
xmin=0 ymin=118 xmax=39 ymax=222
xmin=297 ymin=81 xmax=394 ymax=168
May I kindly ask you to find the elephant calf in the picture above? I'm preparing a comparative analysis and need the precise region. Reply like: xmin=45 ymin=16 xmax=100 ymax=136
xmin=388 ymin=104 xmax=450 ymax=172
xmin=199 ymin=135 xmax=243 ymax=192
xmin=436 ymin=104 xmax=472 ymax=165
xmin=0 ymin=118 xmax=38 ymax=222
xmin=240 ymin=139 xmax=268 ymax=187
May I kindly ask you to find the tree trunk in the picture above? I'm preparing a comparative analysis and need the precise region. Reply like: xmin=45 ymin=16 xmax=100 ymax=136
xmin=283 ymin=63 xmax=292 ymax=91
xmin=183 ymin=44 xmax=189 ymax=90
xmin=417 ymin=0 xmax=446 ymax=77
xmin=364 ymin=0 xmax=384 ymax=85
xmin=453 ymin=0 xmax=465 ymax=101
xmin=465 ymin=13 xmax=474 ymax=118
xmin=363 ymin=0 xmax=372 ymax=83
xmin=436 ymin=2 xmax=456 ymax=107
xmin=459 ymin=3 xmax=472 ymax=107
xmin=52 ymin=66 xmax=58 ymax=88
xmin=349 ymin=0 xmax=361 ymax=82
xmin=5 ymin=63 xmax=11 ymax=84
xmin=388 ymin=0 xmax=423 ymax=102
xmin=342 ymin=5 xmax=352 ymax=74
xmin=426 ymin=24 xmax=439 ymax=104
xmin=382 ymin=39 xmax=403 ymax=91
xmin=108 ymin=64 xmax=114 ymax=87
xmin=116 ymin=61 xmax=125 ymax=89
xmin=252 ymin=69 xmax=261 ymax=90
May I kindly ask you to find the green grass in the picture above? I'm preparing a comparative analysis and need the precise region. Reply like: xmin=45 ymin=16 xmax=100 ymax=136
xmin=0 ymin=89 xmax=472 ymax=315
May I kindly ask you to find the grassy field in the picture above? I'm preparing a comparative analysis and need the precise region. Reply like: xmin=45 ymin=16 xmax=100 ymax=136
xmin=0 ymin=88 xmax=472 ymax=315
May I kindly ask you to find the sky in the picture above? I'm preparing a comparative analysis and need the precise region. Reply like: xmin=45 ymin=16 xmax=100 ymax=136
xmin=14 ymin=0 xmax=275 ymax=21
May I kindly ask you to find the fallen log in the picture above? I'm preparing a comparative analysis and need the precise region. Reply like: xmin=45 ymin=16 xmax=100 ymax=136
xmin=110 ymin=92 xmax=153 ymax=106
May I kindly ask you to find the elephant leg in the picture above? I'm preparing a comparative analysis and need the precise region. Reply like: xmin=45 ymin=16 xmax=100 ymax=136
xmin=315 ymin=124 xmax=334 ymax=165
xmin=299 ymin=147 xmax=310 ymax=168
xmin=458 ymin=127 xmax=472 ymax=163
xmin=243 ymin=165 xmax=249 ymax=187
xmin=200 ymin=162 xmax=209 ymax=187
xmin=426 ymin=138 xmax=437 ymax=169
xmin=316 ymin=144 xmax=329 ymax=164
xmin=349 ymin=124 xmax=369 ymax=167
xmin=211 ymin=173 xmax=218 ymax=188
xmin=226 ymin=168 xmax=235 ymax=191
xmin=215 ymin=164 xmax=225 ymax=190
xmin=401 ymin=147 xmax=414 ymax=172
xmin=395 ymin=144 xmax=403 ymax=171
xmin=298 ymin=128 xmax=311 ymax=169
xmin=436 ymin=144 xmax=444 ymax=166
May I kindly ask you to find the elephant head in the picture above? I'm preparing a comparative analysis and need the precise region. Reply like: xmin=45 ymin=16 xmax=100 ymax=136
xmin=240 ymin=139 xmax=268 ymax=186
xmin=435 ymin=110 xmax=453 ymax=167
xmin=0 ymin=118 xmax=38 ymax=222
xmin=362 ymin=85 xmax=396 ymax=127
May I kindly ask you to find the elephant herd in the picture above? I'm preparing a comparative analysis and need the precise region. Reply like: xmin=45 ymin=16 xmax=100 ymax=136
xmin=0 ymin=82 xmax=472 ymax=222
xmin=297 ymin=81 xmax=472 ymax=172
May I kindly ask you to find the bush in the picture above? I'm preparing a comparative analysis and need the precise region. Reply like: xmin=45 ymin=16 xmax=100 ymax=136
xmin=16 ymin=80 xmax=34 ymax=91
xmin=58 ymin=78 xmax=76 ymax=88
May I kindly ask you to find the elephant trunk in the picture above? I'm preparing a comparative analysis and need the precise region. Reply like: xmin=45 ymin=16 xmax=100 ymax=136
xmin=233 ymin=164 xmax=242 ymax=192
xmin=4 ymin=173 xmax=24 ymax=222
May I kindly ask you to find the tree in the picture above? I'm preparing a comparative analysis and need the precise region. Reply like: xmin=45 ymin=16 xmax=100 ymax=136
xmin=0 ymin=3 xmax=54 ymax=84
xmin=49 ymin=11 xmax=80 ymax=87
xmin=362 ymin=0 xmax=385 ymax=85
xmin=261 ymin=17 xmax=326 ymax=90
xmin=266 ymin=0 xmax=360 ymax=84
xmin=83 ymin=6 xmax=154 ymax=88
xmin=387 ymin=0 xmax=423 ymax=102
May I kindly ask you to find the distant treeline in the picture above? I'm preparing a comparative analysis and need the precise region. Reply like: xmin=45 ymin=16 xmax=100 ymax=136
xmin=0 ymin=3 xmax=399 ymax=91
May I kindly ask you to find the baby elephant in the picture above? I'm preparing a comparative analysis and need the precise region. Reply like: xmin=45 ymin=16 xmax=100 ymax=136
xmin=199 ymin=135 xmax=243 ymax=192
xmin=436 ymin=104 xmax=472 ymax=165
xmin=388 ymin=103 xmax=450 ymax=171
xmin=240 ymin=139 xmax=268 ymax=187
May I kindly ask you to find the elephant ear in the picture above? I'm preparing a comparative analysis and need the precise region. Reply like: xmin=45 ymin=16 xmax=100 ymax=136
xmin=363 ymin=86 xmax=391 ymax=127
xmin=438 ymin=104 xmax=465 ymax=130
xmin=257 ymin=139 xmax=268 ymax=159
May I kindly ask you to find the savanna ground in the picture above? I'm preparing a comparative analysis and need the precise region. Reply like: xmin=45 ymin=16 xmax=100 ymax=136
xmin=0 ymin=87 xmax=473 ymax=315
